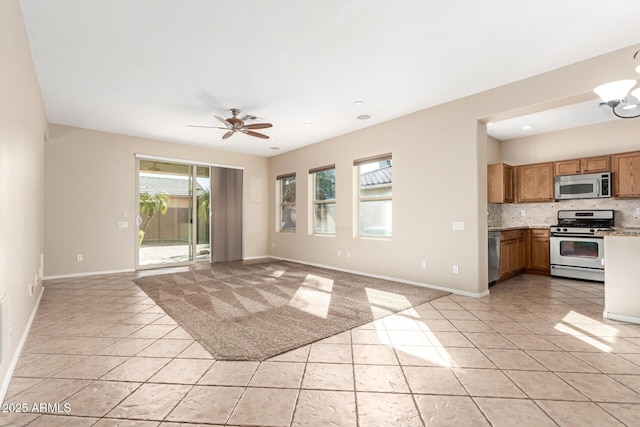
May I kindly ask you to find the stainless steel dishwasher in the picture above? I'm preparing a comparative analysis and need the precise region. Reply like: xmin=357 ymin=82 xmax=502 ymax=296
xmin=488 ymin=231 xmax=501 ymax=284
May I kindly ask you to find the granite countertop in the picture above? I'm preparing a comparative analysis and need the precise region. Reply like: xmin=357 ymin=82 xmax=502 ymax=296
xmin=596 ymin=227 xmax=640 ymax=237
xmin=488 ymin=225 xmax=550 ymax=232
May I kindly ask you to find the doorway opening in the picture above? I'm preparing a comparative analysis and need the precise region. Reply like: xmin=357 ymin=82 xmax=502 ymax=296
xmin=137 ymin=159 xmax=211 ymax=268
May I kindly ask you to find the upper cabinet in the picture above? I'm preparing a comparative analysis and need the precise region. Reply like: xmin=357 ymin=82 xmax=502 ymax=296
xmin=488 ymin=163 xmax=514 ymax=203
xmin=554 ymin=159 xmax=581 ymax=176
xmin=554 ymin=155 xmax=611 ymax=176
xmin=581 ymin=155 xmax=611 ymax=174
xmin=612 ymin=151 xmax=640 ymax=198
xmin=515 ymin=162 xmax=554 ymax=203
xmin=488 ymin=152 xmax=639 ymax=204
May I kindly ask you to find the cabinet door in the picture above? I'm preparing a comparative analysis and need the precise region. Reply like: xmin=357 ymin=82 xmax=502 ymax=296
xmin=581 ymin=155 xmax=610 ymax=174
xmin=517 ymin=238 xmax=526 ymax=270
xmin=499 ymin=240 xmax=510 ymax=277
xmin=555 ymin=159 xmax=581 ymax=176
xmin=516 ymin=163 xmax=554 ymax=203
xmin=612 ymin=151 xmax=640 ymax=198
xmin=530 ymin=237 xmax=550 ymax=271
xmin=508 ymin=240 xmax=519 ymax=274
xmin=488 ymin=163 xmax=514 ymax=203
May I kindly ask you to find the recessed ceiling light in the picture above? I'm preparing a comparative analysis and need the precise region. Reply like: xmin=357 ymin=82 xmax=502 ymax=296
xmin=357 ymin=114 xmax=371 ymax=120
xmin=353 ymin=100 xmax=363 ymax=106
xmin=270 ymin=146 xmax=280 ymax=150
xmin=521 ymin=125 xmax=533 ymax=130
xmin=303 ymin=122 xmax=312 ymax=126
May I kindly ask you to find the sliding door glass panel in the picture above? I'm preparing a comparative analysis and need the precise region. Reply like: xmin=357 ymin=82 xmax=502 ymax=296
xmin=196 ymin=166 xmax=211 ymax=262
xmin=138 ymin=160 xmax=193 ymax=266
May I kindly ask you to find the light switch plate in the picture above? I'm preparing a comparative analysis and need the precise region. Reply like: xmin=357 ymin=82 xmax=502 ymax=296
xmin=452 ymin=222 xmax=465 ymax=230
xmin=117 ymin=221 xmax=129 ymax=229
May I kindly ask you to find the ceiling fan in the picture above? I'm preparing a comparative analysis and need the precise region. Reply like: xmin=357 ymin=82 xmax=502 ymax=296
xmin=188 ymin=108 xmax=273 ymax=139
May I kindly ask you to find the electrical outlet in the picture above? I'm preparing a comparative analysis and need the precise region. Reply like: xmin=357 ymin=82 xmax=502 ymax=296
xmin=337 ymin=250 xmax=341 ymax=257
xmin=421 ymin=260 xmax=427 ymax=269
xmin=29 ymin=284 xmax=33 ymax=296
xmin=520 ymin=210 xmax=526 ymax=217
xmin=453 ymin=265 xmax=460 ymax=274
xmin=76 ymin=254 xmax=83 ymax=262
xmin=271 ymin=242 xmax=275 ymax=248
xmin=347 ymin=251 xmax=351 ymax=258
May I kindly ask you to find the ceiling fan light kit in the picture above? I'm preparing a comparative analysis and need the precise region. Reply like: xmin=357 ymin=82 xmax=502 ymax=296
xmin=593 ymin=49 xmax=640 ymax=119
xmin=188 ymin=108 xmax=273 ymax=139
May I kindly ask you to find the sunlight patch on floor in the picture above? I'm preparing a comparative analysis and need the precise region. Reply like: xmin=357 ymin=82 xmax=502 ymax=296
xmin=269 ymin=269 xmax=285 ymax=278
xmin=288 ymin=274 xmax=334 ymax=318
xmin=555 ymin=310 xmax=616 ymax=352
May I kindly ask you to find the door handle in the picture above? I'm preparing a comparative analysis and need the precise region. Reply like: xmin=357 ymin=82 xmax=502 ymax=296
xmin=136 ymin=215 xmax=143 ymax=226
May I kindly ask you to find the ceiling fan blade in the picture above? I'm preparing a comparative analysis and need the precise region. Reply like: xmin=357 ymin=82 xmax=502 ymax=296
xmin=188 ymin=125 xmax=228 ymax=130
xmin=241 ymin=130 xmax=270 ymax=139
xmin=215 ymin=116 xmax=233 ymax=128
xmin=243 ymin=123 xmax=273 ymax=130
xmin=222 ymin=130 xmax=235 ymax=139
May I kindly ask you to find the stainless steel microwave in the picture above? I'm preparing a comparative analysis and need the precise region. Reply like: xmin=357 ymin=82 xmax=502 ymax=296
xmin=554 ymin=172 xmax=611 ymax=200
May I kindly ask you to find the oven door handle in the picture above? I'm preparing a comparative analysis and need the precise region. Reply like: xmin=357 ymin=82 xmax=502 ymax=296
xmin=551 ymin=233 xmax=602 ymax=238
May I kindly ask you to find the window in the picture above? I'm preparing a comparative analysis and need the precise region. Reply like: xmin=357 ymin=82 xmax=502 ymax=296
xmin=310 ymin=165 xmax=336 ymax=234
xmin=277 ymin=173 xmax=296 ymax=232
xmin=355 ymin=154 xmax=392 ymax=237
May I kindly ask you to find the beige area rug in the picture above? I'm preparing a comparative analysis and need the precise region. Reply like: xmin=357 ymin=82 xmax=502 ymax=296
xmin=134 ymin=260 xmax=449 ymax=361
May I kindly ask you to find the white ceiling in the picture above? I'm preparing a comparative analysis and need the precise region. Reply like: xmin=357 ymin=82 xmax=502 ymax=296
xmin=19 ymin=0 xmax=640 ymax=157
xmin=486 ymin=100 xmax=617 ymax=141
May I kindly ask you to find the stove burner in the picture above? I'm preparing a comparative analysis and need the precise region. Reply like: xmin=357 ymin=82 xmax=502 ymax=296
xmin=551 ymin=209 xmax=615 ymax=237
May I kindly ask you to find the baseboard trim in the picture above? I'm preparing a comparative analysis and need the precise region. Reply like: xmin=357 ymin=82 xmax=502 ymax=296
xmin=242 ymin=255 xmax=274 ymax=261
xmin=603 ymin=311 xmax=640 ymax=325
xmin=0 ymin=285 xmax=44 ymax=403
xmin=44 ymin=268 xmax=135 ymax=280
xmin=271 ymin=256 xmax=490 ymax=298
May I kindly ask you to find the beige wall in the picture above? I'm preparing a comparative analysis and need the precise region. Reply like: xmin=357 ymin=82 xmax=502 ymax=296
xmin=487 ymin=136 xmax=501 ymax=164
xmin=269 ymin=44 xmax=640 ymax=296
xmin=0 ymin=0 xmax=48 ymax=397
xmin=604 ymin=236 xmax=640 ymax=322
xmin=44 ymin=125 xmax=270 ymax=277
xmin=500 ymin=119 xmax=640 ymax=165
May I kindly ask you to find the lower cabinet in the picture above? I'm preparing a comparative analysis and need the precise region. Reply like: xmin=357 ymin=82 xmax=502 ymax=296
xmin=499 ymin=229 xmax=526 ymax=281
xmin=499 ymin=228 xmax=549 ymax=282
xmin=526 ymin=228 xmax=550 ymax=274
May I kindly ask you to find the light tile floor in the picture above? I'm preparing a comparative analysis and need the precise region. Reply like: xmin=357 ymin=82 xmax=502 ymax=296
xmin=3 ymin=269 xmax=640 ymax=426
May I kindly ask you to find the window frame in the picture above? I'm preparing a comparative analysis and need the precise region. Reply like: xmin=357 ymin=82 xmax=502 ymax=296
xmin=355 ymin=154 xmax=392 ymax=238
xmin=277 ymin=172 xmax=296 ymax=232
xmin=310 ymin=165 xmax=336 ymax=235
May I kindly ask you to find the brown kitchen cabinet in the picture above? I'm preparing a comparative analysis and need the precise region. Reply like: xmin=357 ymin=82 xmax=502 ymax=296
xmin=581 ymin=155 xmax=611 ymax=174
xmin=525 ymin=228 xmax=550 ymax=274
xmin=488 ymin=163 xmax=514 ymax=203
xmin=554 ymin=159 xmax=581 ymax=176
xmin=515 ymin=162 xmax=554 ymax=203
xmin=554 ymin=155 xmax=611 ymax=176
xmin=499 ymin=229 xmax=526 ymax=281
xmin=612 ymin=150 xmax=640 ymax=198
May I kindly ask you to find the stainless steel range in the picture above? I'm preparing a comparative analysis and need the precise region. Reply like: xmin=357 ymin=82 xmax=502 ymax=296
xmin=550 ymin=209 xmax=615 ymax=282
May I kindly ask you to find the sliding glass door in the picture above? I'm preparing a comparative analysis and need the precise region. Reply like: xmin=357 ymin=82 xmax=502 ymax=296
xmin=137 ymin=160 xmax=211 ymax=268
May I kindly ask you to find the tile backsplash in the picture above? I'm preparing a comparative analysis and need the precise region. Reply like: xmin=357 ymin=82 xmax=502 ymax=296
xmin=490 ymin=199 xmax=640 ymax=228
